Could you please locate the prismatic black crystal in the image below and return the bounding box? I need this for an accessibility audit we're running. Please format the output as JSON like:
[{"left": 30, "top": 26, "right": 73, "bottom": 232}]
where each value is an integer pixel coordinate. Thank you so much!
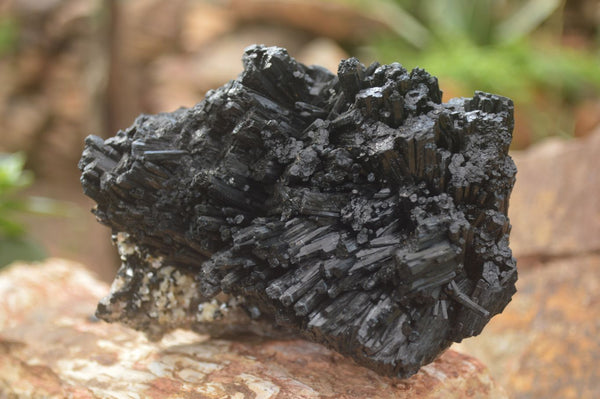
[{"left": 79, "top": 45, "right": 517, "bottom": 378}]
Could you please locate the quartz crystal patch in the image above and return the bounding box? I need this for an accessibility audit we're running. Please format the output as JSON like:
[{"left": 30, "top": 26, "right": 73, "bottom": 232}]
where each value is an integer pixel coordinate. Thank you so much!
[{"left": 79, "top": 45, "right": 517, "bottom": 378}]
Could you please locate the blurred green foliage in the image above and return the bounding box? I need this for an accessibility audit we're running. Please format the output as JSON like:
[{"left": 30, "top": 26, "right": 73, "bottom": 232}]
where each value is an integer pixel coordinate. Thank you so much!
[
  {"left": 0, "top": 152, "right": 34, "bottom": 237},
  {"left": 377, "top": 0, "right": 565, "bottom": 47},
  {"left": 0, "top": 16, "right": 18, "bottom": 57},
  {"left": 376, "top": 35, "right": 600, "bottom": 104},
  {"left": 362, "top": 0, "right": 600, "bottom": 141},
  {"left": 0, "top": 153, "right": 44, "bottom": 267},
  {"left": 0, "top": 153, "right": 72, "bottom": 268}
]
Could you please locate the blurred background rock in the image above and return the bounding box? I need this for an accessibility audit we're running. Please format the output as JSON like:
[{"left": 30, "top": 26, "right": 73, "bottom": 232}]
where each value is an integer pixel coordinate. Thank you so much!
[{"left": 0, "top": 1, "right": 598, "bottom": 396}]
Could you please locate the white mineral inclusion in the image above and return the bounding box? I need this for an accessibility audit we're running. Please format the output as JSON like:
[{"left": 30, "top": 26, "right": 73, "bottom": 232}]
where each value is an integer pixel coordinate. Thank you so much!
[
  {"left": 99, "top": 230, "right": 231, "bottom": 336},
  {"left": 115, "top": 232, "right": 137, "bottom": 257},
  {"left": 197, "top": 299, "right": 223, "bottom": 323}
]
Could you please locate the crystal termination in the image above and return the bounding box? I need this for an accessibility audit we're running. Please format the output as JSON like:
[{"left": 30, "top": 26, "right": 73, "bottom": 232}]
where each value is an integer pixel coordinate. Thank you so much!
[{"left": 79, "top": 45, "right": 517, "bottom": 378}]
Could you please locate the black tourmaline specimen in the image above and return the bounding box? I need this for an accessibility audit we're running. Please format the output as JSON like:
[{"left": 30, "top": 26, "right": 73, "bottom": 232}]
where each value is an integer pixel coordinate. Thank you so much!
[{"left": 79, "top": 45, "right": 517, "bottom": 378}]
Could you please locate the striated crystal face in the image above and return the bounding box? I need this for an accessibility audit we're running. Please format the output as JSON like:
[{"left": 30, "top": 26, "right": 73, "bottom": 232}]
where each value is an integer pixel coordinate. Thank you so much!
[{"left": 79, "top": 45, "right": 517, "bottom": 378}]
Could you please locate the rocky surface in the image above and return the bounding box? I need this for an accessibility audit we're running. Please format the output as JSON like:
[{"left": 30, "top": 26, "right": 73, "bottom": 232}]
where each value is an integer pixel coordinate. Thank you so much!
[
  {"left": 80, "top": 45, "right": 517, "bottom": 378},
  {"left": 0, "top": 258, "right": 507, "bottom": 398},
  {"left": 0, "top": 0, "right": 597, "bottom": 395},
  {"left": 455, "top": 255, "right": 600, "bottom": 399},
  {"left": 509, "top": 128, "right": 600, "bottom": 259},
  {"left": 456, "top": 127, "right": 600, "bottom": 399}
]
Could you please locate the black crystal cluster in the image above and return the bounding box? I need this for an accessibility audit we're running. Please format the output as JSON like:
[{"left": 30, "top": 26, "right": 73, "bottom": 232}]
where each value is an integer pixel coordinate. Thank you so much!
[{"left": 79, "top": 45, "right": 517, "bottom": 378}]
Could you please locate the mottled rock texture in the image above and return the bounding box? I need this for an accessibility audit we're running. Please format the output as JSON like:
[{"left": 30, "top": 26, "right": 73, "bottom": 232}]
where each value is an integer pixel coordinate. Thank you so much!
[
  {"left": 0, "top": 259, "right": 507, "bottom": 398},
  {"left": 456, "top": 127, "right": 600, "bottom": 399},
  {"left": 79, "top": 45, "right": 517, "bottom": 378},
  {"left": 509, "top": 129, "right": 600, "bottom": 259},
  {"left": 456, "top": 255, "right": 600, "bottom": 399}
]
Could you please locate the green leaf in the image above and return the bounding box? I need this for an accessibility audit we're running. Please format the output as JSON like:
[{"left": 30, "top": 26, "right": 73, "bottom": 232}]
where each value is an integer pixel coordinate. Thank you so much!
[
  {"left": 0, "top": 152, "right": 75, "bottom": 241},
  {"left": 0, "top": 214, "right": 26, "bottom": 237},
  {"left": 372, "top": 0, "right": 431, "bottom": 49},
  {"left": 423, "top": 0, "right": 496, "bottom": 44},
  {"left": 495, "top": 0, "right": 563, "bottom": 43},
  {"left": 0, "top": 16, "right": 18, "bottom": 57},
  {"left": 0, "top": 152, "right": 33, "bottom": 194}
]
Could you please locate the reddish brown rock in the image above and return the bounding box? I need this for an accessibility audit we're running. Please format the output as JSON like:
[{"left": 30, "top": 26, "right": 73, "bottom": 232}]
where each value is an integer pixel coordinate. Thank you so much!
[
  {"left": 509, "top": 128, "right": 600, "bottom": 259},
  {"left": 455, "top": 127, "right": 600, "bottom": 399},
  {"left": 0, "top": 259, "right": 507, "bottom": 398},
  {"left": 455, "top": 254, "right": 600, "bottom": 399},
  {"left": 574, "top": 99, "right": 600, "bottom": 138}
]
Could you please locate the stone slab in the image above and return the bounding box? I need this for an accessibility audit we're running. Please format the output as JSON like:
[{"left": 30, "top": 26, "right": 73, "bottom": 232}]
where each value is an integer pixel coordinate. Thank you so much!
[
  {"left": 509, "top": 129, "right": 600, "bottom": 258},
  {"left": 455, "top": 254, "right": 600, "bottom": 399},
  {"left": 0, "top": 259, "right": 506, "bottom": 398}
]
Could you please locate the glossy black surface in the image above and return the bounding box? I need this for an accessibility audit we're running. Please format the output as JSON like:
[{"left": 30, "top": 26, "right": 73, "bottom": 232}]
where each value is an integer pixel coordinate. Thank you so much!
[{"left": 80, "top": 45, "right": 517, "bottom": 378}]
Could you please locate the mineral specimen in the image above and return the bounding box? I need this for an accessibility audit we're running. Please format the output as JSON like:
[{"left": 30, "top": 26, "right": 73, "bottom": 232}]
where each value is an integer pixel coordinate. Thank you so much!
[{"left": 79, "top": 45, "right": 517, "bottom": 378}]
